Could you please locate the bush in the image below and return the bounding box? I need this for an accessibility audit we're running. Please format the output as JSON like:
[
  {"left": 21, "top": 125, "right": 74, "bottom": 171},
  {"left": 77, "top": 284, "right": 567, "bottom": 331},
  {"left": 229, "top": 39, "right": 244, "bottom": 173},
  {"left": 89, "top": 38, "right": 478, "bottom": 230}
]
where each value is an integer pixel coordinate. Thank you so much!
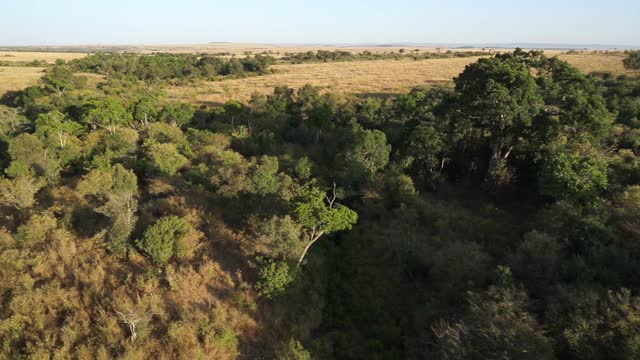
[
  {"left": 275, "top": 338, "right": 311, "bottom": 360},
  {"left": 255, "top": 260, "right": 295, "bottom": 299},
  {"left": 148, "top": 143, "right": 189, "bottom": 176},
  {"left": 137, "top": 216, "right": 191, "bottom": 265}
]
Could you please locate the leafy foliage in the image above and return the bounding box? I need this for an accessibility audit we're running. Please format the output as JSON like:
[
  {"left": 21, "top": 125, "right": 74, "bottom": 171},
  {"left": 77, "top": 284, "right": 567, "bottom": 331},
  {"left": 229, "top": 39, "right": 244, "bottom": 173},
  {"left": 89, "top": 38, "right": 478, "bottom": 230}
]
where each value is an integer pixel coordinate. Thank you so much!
[{"left": 137, "top": 216, "right": 192, "bottom": 265}]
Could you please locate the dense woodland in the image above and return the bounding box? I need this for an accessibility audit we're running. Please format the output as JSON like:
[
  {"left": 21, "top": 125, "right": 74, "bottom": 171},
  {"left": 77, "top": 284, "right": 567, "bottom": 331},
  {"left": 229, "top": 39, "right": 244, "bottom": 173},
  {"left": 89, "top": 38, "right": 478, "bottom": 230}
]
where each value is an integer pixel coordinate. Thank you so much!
[
  {"left": 67, "top": 53, "right": 275, "bottom": 82},
  {"left": 279, "top": 49, "right": 490, "bottom": 64},
  {"left": 0, "top": 49, "right": 640, "bottom": 359}
]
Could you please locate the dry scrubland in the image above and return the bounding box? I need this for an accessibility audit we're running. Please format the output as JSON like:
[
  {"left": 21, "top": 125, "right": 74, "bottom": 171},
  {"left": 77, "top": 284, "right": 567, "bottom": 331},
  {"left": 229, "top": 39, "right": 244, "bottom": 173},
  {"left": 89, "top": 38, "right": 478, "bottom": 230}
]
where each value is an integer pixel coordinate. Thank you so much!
[{"left": 0, "top": 48, "right": 633, "bottom": 105}]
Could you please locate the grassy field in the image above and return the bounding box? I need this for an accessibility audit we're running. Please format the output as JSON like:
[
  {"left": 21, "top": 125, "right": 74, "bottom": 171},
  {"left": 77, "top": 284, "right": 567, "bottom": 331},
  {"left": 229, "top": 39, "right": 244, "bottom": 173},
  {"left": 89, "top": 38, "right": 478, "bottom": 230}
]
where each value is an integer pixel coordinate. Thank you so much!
[
  {"left": 558, "top": 53, "right": 631, "bottom": 75},
  {"left": 0, "top": 51, "right": 86, "bottom": 64},
  {"left": 0, "top": 48, "right": 633, "bottom": 104},
  {"left": 0, "top": 66, "right": 46, "bottom": 96},
  {"left": 167, "top": 57, "right": 480, "bottom": 105},
  {"left": 167, "top": 52, "right": 634, "bottom": 106}
]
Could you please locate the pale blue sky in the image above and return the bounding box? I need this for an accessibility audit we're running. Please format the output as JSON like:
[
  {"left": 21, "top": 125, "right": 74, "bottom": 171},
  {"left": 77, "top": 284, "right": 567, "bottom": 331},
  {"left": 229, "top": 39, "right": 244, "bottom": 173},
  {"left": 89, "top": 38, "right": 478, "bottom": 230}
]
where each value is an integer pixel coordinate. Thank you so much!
[{"left": 1, "top": 0, "right": 639, "bottom": 46}]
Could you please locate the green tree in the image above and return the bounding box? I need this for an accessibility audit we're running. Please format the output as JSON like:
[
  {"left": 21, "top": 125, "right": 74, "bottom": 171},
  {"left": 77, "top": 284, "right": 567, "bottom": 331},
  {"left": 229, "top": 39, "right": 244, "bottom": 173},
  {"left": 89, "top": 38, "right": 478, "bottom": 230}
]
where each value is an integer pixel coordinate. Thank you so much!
[
  {"left": 137, "top": 216, "right": 191, "bottom": 266},
  {"left": 83, "top": 98, "right": 133, "bottom": 133},
  {"left": 539, "top": 143, "right": 608, "bottom": 202},
  {"left": 159, "top": 103, "right": 194, "bottom": 127},
  {"left": 0, "top": 105, "right": 29, "bottom": 139},
  {"left": 41, "top": 65, "right": 85, "bottom": 94},
  {"left": 547, "top": 287, "right": 640, "bottom": 359},
  {"left": 433, "top": 287, "right": 555, "bottom": 359},
  {"left": 253, "top": 215, "right": 304, "bottom": 261},
  {"left": 453, "top": 55, "right": 544, "bottom": 180},
  {"left": 35, "top": 110, "right": 83, "bottom": 150},
  {"left": 147, "top": 143, "right": 189, "bottom": 176},
  {"left": 131, "top": 95, "right": 159, "bottom": 127},
  {"left": 255, "top": 260, "right": 295, "bottom": 299},
  {"left": 5, "top": 133, "right": 59, "bottom": 182},
  {"left": 293, "top": 184, "right": 357, "bottom": 267},
  {"left": 78, "top": 164, "right": 138, "bottom": 251},
  {"left": 223, "top": 99, "right": 244, "bottom": 126},
  {"left": 274, "top": 338, "right": 311, "bottom": 360},
  {"left": 406, "top": 125, "right": 446, "bottom": 184},
  {"left": 247, "top": 156, "right": 280, "bottom": 196},
  {"left": 0, "top": 175, "right": 45, "bottom": 210},
  {"left": 345, "top": 128, "right": 391, "bottom": 180},
  {"left": 209, "top": 150, "right": 249, "bottom": 197},
  {"left": 294, "top": 157, "right": 312, "bottom": 181},
  {"left": 623, "top": 51, "right": 640, "bottom": 74}
]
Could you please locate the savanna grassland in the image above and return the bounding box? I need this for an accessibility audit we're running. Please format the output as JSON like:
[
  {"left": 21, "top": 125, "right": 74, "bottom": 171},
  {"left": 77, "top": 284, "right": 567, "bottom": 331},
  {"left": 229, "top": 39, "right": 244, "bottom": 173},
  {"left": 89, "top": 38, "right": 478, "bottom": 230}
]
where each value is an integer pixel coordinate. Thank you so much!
[{"left": 0, "top": 47, "right": 633, "bottom": 105}]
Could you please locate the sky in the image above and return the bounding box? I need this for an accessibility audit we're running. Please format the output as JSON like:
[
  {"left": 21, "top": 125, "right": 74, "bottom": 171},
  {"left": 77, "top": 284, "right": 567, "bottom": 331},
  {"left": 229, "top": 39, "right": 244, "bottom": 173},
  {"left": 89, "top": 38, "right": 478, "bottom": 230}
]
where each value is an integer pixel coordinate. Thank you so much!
[{"left": 1, "top": 0, "right": 639, "bottom": 46}]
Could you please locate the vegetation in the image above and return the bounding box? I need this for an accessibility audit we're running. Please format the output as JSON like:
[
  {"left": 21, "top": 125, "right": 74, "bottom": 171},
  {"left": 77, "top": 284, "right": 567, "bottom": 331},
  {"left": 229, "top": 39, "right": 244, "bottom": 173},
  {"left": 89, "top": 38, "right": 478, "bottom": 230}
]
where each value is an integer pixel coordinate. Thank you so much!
[
  {"left": 281, "top": 49, "right": 491, "bottom": 64},
  {"left": 0, "top": 48, "right": 639, "bottom": 359},
  {"left": 68, "top": 52, "right": 275, "bottom": 82}
]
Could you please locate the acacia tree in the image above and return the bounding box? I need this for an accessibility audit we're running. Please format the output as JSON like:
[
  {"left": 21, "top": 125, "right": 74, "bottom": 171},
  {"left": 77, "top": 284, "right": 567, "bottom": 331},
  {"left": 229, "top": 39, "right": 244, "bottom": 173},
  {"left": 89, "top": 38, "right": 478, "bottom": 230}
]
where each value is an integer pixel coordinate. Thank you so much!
[
  {"left": 83, "top": 98, "right": 133, "bottom": 134},
  {"left": 35, "top": 111, "right": 83, "bottom": 150},
  {"left": 131, "top": 95, "right": 159, "bottom": 127},
  {"left": 41, "top": 65, "right": 85, "bottom": 94},
  {"left": 293, "top": 184, "right": 357, "bottom": 267}
]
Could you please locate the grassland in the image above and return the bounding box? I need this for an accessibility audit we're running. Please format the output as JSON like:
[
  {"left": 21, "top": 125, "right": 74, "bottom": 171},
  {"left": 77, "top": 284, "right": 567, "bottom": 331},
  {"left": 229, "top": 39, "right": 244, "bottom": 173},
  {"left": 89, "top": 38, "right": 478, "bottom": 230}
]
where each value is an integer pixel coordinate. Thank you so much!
[
  {"left": 0, "top": 47, "right": 634, "bottom": 104},
  {"left": 558, "top": 52, "right": 631, "bottom": 75},
  {"left": 167, "top": 52, "right": 634, "bottom": 105},
  {"left": 0, "top": 51, "right": 86, "bottom": 64},
  {"left": 0, "top": 66, "right": 46, "bottom": 96},
  {"left": 166, "top": 57, "right": 479, "bottom": 105}
]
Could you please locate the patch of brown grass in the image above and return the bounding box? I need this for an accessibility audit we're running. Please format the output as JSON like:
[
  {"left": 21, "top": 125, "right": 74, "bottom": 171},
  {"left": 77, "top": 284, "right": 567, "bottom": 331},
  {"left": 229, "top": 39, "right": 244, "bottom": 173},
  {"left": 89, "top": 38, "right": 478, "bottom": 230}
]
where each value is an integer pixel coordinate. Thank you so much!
[
  {"left": 0, "top": 66, "right": 45, "bottom": 95},
  {"left": 0, "top": 51, "right": 86, "bottom": 64},
  {"left": 558, "top": 53, "right": 632, "bottom": 76},
  {"left": 167, "top": 57, "right": 480, "bottom": 105}
]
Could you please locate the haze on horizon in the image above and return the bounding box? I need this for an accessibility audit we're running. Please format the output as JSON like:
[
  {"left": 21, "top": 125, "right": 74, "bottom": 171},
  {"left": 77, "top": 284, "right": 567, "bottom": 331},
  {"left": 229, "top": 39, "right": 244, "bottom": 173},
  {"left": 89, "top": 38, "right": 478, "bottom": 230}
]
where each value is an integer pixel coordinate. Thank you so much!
[{"left": 1, "top": 0, "right": 639, "bottom": 47}]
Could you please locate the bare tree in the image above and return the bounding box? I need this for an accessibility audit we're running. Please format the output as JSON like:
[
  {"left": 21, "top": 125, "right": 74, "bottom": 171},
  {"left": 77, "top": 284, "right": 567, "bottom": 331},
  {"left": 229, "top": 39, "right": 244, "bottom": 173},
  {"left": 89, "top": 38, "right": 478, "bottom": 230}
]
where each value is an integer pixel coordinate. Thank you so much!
[{"left": 116, "top": 308, "right": 152, "bottom": 343}]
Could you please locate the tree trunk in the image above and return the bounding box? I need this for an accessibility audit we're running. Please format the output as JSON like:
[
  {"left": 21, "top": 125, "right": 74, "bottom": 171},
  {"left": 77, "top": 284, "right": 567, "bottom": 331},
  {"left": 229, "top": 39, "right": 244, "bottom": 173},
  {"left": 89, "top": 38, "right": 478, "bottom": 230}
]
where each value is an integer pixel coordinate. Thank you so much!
[{"left": 296, "top": 231, "right": 324, "bottom": 268}]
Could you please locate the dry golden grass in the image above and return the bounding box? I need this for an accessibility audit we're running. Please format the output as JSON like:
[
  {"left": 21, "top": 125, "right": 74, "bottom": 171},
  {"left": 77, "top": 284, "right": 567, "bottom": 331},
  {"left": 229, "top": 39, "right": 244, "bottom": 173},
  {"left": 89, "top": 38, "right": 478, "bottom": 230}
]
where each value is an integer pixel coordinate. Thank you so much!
[
  {"left": 558, "top": 53, "right": 632, "bottom": 75},
  {"left": 0, "top": 51, "right": 86, "bottom": 64},
  {"left": 167, "top": 53, "right": 632, "bottom": 106},
  {"left": 167, "top": 57, "right": 481, "bottom": 105},
  {"left": 0, "top": 66, "right": 45, "bottom": 95},
  {"left": 0, "top": 47, "right": 632, "bottom": 104}
]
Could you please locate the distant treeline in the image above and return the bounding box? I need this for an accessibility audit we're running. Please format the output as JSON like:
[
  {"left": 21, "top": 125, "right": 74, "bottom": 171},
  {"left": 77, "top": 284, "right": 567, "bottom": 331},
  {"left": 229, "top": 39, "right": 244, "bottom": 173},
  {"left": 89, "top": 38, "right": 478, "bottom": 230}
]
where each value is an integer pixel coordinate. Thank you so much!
[
  {"left": 280, "top": 49, "right": 491, "bottom": 64},
  {"left": 68, "top": 53, "right": 275, "bottom": 82}
]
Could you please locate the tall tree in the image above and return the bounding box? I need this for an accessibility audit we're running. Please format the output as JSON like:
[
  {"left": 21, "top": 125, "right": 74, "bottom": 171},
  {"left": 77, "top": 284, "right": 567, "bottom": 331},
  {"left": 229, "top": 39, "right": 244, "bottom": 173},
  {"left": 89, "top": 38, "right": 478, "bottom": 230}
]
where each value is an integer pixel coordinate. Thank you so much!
[
  {"left": 452, "top": 55, "right": 544, "bottom": 180},
  {"left": 83, "top": 98, "right": 133, "bottom": 134},
  {"left": 78, "top": 164, "right": 139, "bottom": 251},
  {"left": 292, "top": 184, "right": 357, "bottom": 267}
]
